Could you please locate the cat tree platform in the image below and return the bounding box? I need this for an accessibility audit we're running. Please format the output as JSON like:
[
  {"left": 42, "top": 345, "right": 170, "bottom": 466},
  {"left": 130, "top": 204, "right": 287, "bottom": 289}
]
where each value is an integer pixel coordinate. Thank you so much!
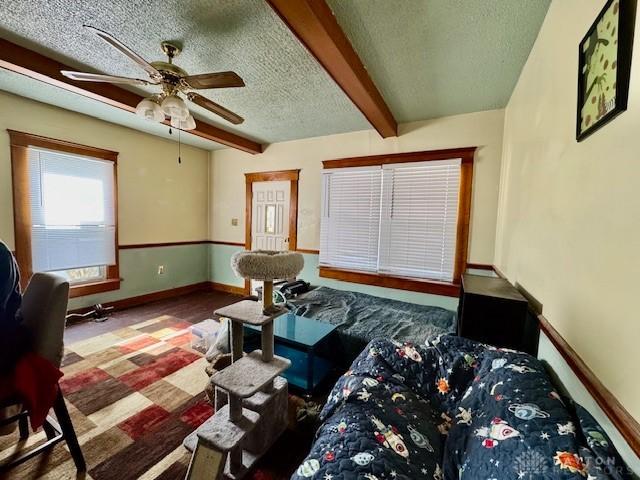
[
  {"left": 185, "top": 250, "right": 303, "bottom": 480},
  {"left": 211, "top": 351, "right": 290, "bottom": 398}
]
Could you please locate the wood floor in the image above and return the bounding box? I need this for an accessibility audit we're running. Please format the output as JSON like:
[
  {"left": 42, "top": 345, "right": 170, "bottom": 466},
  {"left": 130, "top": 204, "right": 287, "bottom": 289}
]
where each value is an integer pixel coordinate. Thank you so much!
[
  {"left": 64, "top": 290, "right": 242, "bottom": 344},
  {"left": 58, "top": 290, "right": 315, "bottom": 479}
]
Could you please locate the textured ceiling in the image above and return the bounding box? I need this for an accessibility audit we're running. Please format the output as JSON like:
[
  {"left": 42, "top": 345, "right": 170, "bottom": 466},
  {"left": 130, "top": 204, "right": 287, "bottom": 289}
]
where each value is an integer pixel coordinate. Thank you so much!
[
  {"left": 0, "top": 0, "right": 369, "bottom": 146},
  {"left": 327, "top": 0, "right": 551, "bottom": 122},
  {"left": 0, "top": 0, "right": 550, "bottom": 149}
]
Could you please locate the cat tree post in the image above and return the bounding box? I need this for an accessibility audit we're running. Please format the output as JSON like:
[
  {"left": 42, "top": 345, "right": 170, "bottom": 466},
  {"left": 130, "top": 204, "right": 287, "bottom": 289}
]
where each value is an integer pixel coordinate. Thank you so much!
[{"left": 184, "top": 250, "right": 304, "bottom": 480}]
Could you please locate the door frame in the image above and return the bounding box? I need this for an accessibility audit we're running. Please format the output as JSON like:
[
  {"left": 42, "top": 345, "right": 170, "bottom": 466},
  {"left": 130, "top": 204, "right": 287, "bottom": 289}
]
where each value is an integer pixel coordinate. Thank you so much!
[{"left": 244, "top": 169, "right": 300, "bottom": 293}]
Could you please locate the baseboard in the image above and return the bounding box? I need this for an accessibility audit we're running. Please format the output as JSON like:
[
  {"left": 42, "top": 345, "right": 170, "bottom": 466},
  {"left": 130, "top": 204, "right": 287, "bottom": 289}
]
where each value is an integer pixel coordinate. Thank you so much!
[
  {"left": 67, "top": 282, "right": 210, "bottom": 315},
  {"left": 208, "top": 281, "right": 246, "bottom": 296}
]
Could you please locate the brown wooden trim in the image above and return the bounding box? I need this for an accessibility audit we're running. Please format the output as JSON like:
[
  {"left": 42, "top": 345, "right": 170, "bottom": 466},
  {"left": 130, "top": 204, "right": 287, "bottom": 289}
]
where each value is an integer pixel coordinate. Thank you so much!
[
  {"left": 8, "top": 130, "right": 118, "bottom": 161},
  {"left": 465, "top": 263, "right": 494, "bottom": 271},
  {"left": 119, "top": 240, "right": 209, "bottom": 249},
  {"left": 323, "top": 147, "right": 477, "bottom": 169},
  {"left": 244, "top": 169, "right": 300, "bottom": 251},
  {"left": 10, "top": 144, "right": 32, "bottom": 290},
  {"left": 69, "top": 278, "right": 121, "bottom": 298},
  {"left": 244, "top": 169, "right": 300, "bottom": 183},
  {"left": 67, "top": 282, "right": 210, "bottom": 315},
  {"left": 452, "top": 160, "right": 473, "bottom": 280},
  {"left": 296, "top": 248, "right": 320, "bottom": 255},
  {"left": 319, "top": 266, "right": 460, "bottom": 297},
  {"left": 267, "top": 0, "right": 397, "bottom": 138},
  {"left": 209, "top": 282, "right": 246, "bottom": 296},
  {"left": 207, "top": 240, "right": 245, "bottom": 247},
  {"left": 539, "top": 315, "right": 640, "bottom": 457},
  {"left": 9, "top": 130, "right": 120, "bottom": 294},
  {"left": 0, "top": 38, "right": 262, "bottom": 154},
  {"left": 244, "top": 170, "right": 300, "bottom": 297}
]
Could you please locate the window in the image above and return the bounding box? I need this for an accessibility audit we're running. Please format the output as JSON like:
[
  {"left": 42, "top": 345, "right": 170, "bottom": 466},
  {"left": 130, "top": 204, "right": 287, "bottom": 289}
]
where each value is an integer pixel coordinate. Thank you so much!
[
  {"left": 319, "top": 148, "right": 474, "bottom": 296},
  {"left": 320, "top": 166, "right": 382, "bottom": 272},
  {"left": 9, "top": 130, "right": 120, "bottom": 297}
]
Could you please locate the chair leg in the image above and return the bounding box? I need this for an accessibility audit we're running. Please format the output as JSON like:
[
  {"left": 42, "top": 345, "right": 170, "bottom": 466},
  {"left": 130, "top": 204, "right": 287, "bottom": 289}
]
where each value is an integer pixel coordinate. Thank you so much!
[
  {"left": 18, "top": 413, "right": 29, "bottom": 440},
  {"left": 42, "top": 417, "right": 57, "bottom": 440},
  {"left": 52, "top": 390, "right": 86, "bottom": 472}
]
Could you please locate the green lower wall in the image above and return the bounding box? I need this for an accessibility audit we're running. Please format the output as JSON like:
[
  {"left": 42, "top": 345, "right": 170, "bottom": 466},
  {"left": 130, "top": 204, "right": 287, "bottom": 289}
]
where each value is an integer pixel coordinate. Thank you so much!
[
  {"left": 71, "top": 242, "right": 461, "bottom": 312},
  {"left": 208, "top": 244, "right": 458, "bottom": 311},
  {"left": 68, "top": 243, "right": 209, "bottom": 310}
]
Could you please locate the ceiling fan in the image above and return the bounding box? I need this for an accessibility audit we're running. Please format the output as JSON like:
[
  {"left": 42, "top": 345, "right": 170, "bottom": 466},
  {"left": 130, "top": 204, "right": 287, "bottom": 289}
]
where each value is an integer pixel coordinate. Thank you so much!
[{"left": 61, "top": 25, "right": 245, "bottom": 129}]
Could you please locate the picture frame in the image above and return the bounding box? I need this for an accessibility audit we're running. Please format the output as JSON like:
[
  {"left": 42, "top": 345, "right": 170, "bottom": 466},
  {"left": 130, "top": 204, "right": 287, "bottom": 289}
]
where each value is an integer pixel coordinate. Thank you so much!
[{"left": 576, "top": 0, "right": 636, "bottom": 141}]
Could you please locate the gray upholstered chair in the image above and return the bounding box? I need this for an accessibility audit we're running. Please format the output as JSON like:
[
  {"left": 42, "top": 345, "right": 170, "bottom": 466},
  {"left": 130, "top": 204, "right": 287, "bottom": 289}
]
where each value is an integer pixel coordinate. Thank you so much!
[{"left": 0, "top": 272, "right": 86, "bottom": 473}]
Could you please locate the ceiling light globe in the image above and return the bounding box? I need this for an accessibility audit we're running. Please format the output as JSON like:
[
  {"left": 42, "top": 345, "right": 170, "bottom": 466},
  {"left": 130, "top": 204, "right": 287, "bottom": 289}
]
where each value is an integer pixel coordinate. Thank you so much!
[
  {"left": 161, "top": 95, "right": 189, "bottom": 120},
  {"left": 135, "top": 98, "right": 164, "bottom": 122},
  {"left": 170, "top": 114, "right": 197, "bottom": 131}
]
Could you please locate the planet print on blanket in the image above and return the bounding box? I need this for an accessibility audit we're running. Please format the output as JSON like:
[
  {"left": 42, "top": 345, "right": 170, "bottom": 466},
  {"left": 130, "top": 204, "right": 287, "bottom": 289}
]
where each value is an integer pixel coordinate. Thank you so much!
[{"left": 508, "top": 403, "right": 550, "bottom": 420}]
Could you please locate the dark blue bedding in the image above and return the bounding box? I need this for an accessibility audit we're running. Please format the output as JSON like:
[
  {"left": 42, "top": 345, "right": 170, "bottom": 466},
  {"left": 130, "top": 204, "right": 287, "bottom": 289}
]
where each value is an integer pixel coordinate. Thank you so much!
[
  {"left": 292, "top": 335, "right": 634, "bottom": 479},
  {"left": 289, "top": 287, "right": 456, "bottom": 365}
]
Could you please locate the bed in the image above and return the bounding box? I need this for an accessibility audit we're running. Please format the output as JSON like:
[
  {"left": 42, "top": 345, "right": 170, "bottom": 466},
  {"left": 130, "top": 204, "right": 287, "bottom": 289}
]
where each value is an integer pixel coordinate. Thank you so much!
[
  {"left": 288, "top": 286, "right": 456, "bottom": 364},
  {"left": 291, "top": 335, "right": 634, "bottom": 479}
]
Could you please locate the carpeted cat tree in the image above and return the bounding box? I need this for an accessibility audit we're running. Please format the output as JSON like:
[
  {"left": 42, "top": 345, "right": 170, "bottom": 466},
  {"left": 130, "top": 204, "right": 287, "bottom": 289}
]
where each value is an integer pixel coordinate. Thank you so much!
[{"left": 184, "top": 250, "right": 303, "bottom": 480}]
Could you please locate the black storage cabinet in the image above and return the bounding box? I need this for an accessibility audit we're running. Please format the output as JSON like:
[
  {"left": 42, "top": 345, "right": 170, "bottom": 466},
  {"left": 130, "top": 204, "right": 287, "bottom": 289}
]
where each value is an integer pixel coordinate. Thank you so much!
[{"left": 457, "top": 273, "right": 538, "bottom": 355}]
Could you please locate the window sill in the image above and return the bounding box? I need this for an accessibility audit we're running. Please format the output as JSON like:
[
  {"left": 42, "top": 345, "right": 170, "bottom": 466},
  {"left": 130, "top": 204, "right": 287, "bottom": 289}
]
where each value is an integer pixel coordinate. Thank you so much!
[
  {"left": 318, "top": 266, "right": 460, "bottom": 297},
  {"left": 69, "top": 278, "right": 121, "bottom": 298}
]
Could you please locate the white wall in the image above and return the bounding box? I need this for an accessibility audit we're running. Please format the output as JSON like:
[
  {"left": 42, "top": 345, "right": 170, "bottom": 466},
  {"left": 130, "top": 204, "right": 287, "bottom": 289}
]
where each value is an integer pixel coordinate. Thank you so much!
[
  {"left": 495, "top": 0, "right": 640, "bottom": 422},
  {"left": 210, "top": 108, "right": 505, "bottom": 264}
]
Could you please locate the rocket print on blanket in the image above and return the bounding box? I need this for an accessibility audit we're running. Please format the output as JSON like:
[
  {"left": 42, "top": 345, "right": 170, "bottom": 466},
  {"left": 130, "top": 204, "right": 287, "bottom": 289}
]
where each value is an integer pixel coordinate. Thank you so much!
[
  {"left": 395, "top": 343, "right": 422, "bottom": 362},
  {"left": 475, "top": 417, "right": 520, "bottom": 448},
  {"left": 371, "top": 416, "right": 409, "bottom": 458}
]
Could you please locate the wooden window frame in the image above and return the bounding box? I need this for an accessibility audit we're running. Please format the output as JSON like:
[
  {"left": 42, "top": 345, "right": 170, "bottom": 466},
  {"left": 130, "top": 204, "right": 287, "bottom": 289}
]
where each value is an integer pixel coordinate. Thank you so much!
[
  {"left": 320, "top": 147, "right": 476, "bottom": 297},
  {"left": 8, "top": 130, "right": 120, "bottom": 298},
  {"left": 244, "top": 169, "right": 300, "bottom": 294}
]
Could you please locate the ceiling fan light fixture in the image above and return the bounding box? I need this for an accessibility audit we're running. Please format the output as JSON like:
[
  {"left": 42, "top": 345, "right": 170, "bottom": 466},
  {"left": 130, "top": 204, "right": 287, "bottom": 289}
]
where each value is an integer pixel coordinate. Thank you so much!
[
  {"left": 135, "top": 97, "right": 164, "bottom": 122},
  {"left": 170, "top": 113, "right": 197, "bottom": 131},
  {"left": 161, "top": 95, "right": 189, "bottom": 120}
]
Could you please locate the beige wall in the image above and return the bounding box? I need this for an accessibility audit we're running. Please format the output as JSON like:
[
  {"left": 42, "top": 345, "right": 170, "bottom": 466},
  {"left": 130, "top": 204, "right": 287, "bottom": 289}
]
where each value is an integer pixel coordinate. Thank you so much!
[
  {"left": 495, "top": 0, "right": 640, "bottom": 421},
  {"left": 0, "top": 90, "right": 210, "bottom": 250},
  {"left": 210, "top": 108, "right": 505, "bottom": 264}
]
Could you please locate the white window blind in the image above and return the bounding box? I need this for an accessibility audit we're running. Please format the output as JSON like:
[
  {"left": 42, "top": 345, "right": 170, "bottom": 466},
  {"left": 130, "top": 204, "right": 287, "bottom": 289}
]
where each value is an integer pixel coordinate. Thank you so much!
[
  {"left": 29, "top": 147, "right": 116, "bottom": 273},
  {"left": 379, "top": 159, "right": 461, "bottom": 282},
  {"left": 319, "top": 158, "right": 462, "bottom": 283},
  {"left": 319, "top": 166, "right": 382, "bottom": 272}
]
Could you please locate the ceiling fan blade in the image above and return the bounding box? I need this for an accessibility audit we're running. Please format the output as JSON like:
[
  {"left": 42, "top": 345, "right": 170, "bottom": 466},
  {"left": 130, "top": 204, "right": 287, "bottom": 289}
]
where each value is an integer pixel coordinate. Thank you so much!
[
  {"left": 182, "top": 71, "right": 245, "bottom": 90},
  {"left": 84, "top": 25, "right": 162, "bottom": 81},
  {"left": 187, "top": 92, "right": 244, "bottom": 125},
  {"left": 61, "top": 70, "right": 156, "bottom": 86}
]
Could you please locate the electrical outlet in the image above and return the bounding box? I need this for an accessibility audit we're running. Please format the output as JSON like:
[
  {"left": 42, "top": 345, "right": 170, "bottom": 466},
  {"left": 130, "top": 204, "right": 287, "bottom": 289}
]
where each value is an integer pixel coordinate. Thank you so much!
[
  {"left": 231, "top": 218, "right": 239, "bottom": 226},
  {"left": 158, "top": 265, "right": 165, "bottom": 275}
]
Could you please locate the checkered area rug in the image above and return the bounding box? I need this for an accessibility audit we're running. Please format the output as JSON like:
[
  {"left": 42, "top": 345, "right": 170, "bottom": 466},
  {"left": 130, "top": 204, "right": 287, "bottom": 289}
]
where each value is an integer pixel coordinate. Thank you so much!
[{"left": 1, "top": 315, "right": 216, "bottom": 480}]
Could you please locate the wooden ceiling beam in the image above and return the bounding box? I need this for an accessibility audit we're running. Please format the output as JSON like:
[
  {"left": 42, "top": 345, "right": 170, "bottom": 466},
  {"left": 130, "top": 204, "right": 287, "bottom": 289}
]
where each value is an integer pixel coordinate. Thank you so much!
[
  {"left": 0, "top": 38, "right": 263, "bottom": 154},
  {"left": 267, "top": 0, "right": 398, "bottom": 138}
]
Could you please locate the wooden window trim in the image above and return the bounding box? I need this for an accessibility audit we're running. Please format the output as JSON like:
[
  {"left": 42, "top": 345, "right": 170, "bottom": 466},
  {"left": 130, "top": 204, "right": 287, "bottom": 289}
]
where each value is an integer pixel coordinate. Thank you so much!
[
  {"left": 320, "top": 147, "right": 476, "bottom": 292},
  {"left": 319, "top": 266, "right": 460, "bottom": 297},
  {"left": 8, "top": 130, "right": 120, "bottom": 297},
  {"left": 244, "top": 169, "right": 300, "bottom": 294}
]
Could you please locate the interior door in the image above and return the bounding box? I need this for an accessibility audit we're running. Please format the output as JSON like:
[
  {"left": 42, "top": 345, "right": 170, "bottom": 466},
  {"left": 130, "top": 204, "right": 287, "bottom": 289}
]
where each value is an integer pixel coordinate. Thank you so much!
[
  {"left": 251, "top": 180, "right": 291, "bottom": 295},
  {"left": 252, "top": 180, "right": 290, "bottom": 251}
]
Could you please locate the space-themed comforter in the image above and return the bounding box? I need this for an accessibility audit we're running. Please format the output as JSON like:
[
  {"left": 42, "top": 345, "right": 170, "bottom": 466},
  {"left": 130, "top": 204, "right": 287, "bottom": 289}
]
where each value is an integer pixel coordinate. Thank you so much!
[{"left": 291, "top": 335, "right": 634, "bottom": 480}]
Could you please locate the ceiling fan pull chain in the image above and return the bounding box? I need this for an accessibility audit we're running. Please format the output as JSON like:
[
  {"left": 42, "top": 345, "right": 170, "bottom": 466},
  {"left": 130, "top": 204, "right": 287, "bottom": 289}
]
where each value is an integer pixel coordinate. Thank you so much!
[{"left": 178, "top": 128, "right": 182, "bottom": 165}]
